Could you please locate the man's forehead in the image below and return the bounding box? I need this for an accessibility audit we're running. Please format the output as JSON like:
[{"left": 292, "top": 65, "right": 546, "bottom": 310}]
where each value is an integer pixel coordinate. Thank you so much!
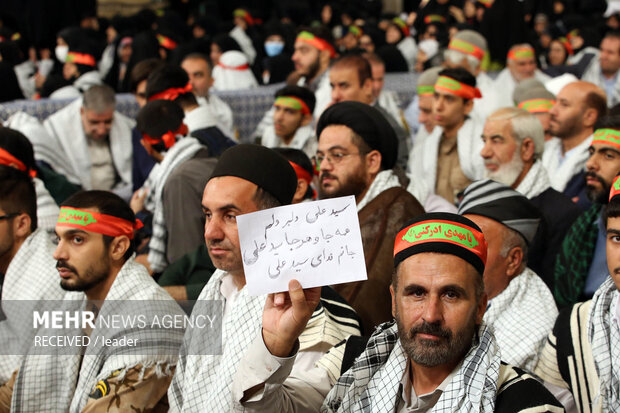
[
  {"left": 182, "top": 58, "right": 208, "bottom": 72},
  {"left": 398, "top": 252, "right": 477, "bottom": 287},
  {"left": 483, "top": 117, "right": 512, "bottom": 134},
  {"left": 84, "top": 108, "right": 114, "bottom": 119},
  {"left": 330, "top": 66, "right": 358, "bottom": 81},
  {"left": 203, "top": 176, "right": 258, "bottom": 206},
  {"left": 318, "top": 124, "right": 355, "bottom": 147},
  {"left": 294, "top": 41, "right": 315, "bottom": 52}
]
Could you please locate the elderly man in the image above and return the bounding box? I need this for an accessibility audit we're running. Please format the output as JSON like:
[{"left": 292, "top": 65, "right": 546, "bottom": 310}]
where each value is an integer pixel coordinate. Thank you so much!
[
  {"left": 459, "top": 180, "right": 558, "bottom": 371},
  {"left": 404, "top": 66, "right": 442, "bottom": 147},
  {"left": 0, "top": 190, "right": 184, "bottom": 412},
  {"left": 480, "top": 107, "right": 581, "bottom": 288},
  {"left": 555, "top": 117, "right": 620, "bottom": 307},
  {"left": 39, "top": 84, "right": 134, "bottom": 199},
  {"left": 494, "top": 44, "right": 551, "bottom": 108},
  {"left": 536, "top": 174, "right": 620, "bottom": 412},
  {"left": 0, "top": 167, "right": 64, "bottom": 384},
  {"left": 581, "top": 30, "right": 620, "bottom": 107},
  {"left": 259, "top": 85, "right": 317, "bottom": 158},
  {"left": 316, "top": 101, "right": 424, "bottom": 332},
  {"left": 181, "top": 52, "right": 235, "bottom": 139},
  {"left": 443, "top": 29, "right": 500, "bottom": 121},
  {"left": 409, "top": 68, "right": 486, "bottom": 204},
  {"left": 321, "top": 213, "right": 563, "bottom": 412},
  {"left": 168, "top": 144, "right": 360, "bottom": 412},
  {"left": 542, "top": 81, "right": 607, "bottom": 207},
  {"left": 329, "top": 54, "right": 410, "bottom": 170}
]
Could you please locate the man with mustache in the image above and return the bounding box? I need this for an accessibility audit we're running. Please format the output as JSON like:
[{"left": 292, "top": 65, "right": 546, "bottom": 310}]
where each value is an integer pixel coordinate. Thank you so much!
[
  {"left": 555, "top": 117, "right": 620, "bottom": 308},
  {"left": 536, "top": 174, "right": 620, "bottom": 412},
  {"left": 541, "top": 81, "right": 607, "bottom": 209},
  {"left": 459, "top": 180, "right": 558, "bottom": 371},
  {"left": 316, "top": 101, "right": 424, "bottom": 333},
  {"left": 322, "top": 213, "right": 563, "bottom": 412},
  {"left": 0, "top": 190, "right": 184, "bottom": 412},
  {"left": 480, "top": 107, "right": 581, "bottom": 288}
]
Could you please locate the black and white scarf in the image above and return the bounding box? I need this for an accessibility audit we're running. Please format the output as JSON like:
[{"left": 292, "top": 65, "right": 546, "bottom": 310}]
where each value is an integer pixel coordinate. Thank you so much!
[{"left": 322, "top": 321, "right": 500, "bottom": 413}]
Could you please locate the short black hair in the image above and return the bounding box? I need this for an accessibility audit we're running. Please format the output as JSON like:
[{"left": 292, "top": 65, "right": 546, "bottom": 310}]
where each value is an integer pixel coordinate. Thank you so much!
[
  {"left": 594, "top": 114, "right": 620, "bottom": 131},
  {"left": 0, "top": 165, "right": 37, "bottom": 232},
  {"left": 136, "top": 99, "right": 185, "bottom": 138},
  {"left": 130, "top": 58, "right": 165, "bottom": 93},
  {"left": 61, "top": 190, "right": 136, "bottom": 261},
  {"left": 272, "top": 148, "right": 314, "bottom": 200},
  {"left": 146, "top": 64, "right": 197, "bottom": 107},
  {"left": 0, "top": 127, "right": 35, "bottom": 171},
  {"left": 331, "top": 54, "right": 372, "bottom": 86},
  {"left": 182, "top": 52, "right": 212, "bottom": 71},
  {"left": 585, "top": 91, "right": 608, "bottom": 121},
  {"left": 274, "top": 85, "right": 316, "bottom": 114},
  {"left": 438, "top": 67, "right": 477, "bottom": 88}
]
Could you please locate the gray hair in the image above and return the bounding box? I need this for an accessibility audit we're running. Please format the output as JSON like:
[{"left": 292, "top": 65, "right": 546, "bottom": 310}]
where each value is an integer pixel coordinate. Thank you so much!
[
  {"left": 444, "top": 49, "right": 481, "bottom": 71},
  {"left": 499, "top": 225, "right": 528, "bottom": 272},
  {"left": 488, "top": 107, "right": 545, "bottom": 159},
  {"left": 82, "top": 85, "right": 116, "bottom": 113}
]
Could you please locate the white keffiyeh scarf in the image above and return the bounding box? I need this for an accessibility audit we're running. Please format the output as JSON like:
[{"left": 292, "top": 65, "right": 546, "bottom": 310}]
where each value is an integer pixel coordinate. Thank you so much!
[
  {"left": 542, "top": 136, "right": 592, "bottom": 193},
  {"left": 483, "top": 268, "right": 558, "bottom": 372},
  {"left": 11, "top": 259, "right": 184, "bottom": 412},
  {"left": 321, "top": 321, "right": 501, "bottom": 413},
  {"left": 147, "top": 137, "right": 203, "bottom": 273},
  {"left": 356, "top": 170, "right": 402, "bottom": 212},
  {"left": 588, "top": 277, "right": 620, "bottom": 412},
  {"left": 0, "top": 229, "right": 64, "bottom": 383},
  {"left": 515, "top": 160, "right": 551, "bottom": 199}
]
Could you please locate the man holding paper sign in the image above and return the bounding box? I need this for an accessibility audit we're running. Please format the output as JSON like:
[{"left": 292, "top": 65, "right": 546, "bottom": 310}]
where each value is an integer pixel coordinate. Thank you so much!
[
  {"left": 316, "top": 101, "right": 425, "bottom": 333},
  {"left": 168, "top": 144, "right": 361, "bottom": 412}
]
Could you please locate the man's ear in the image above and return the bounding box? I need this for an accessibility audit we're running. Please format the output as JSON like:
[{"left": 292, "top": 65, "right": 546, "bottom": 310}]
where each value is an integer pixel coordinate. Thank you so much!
[
  {"left": 582, "top": 107, "right": 598, "bottom": 129},
  {"left": 300, "top": 113, "right": 313, "bottom": 126},
  {"left": 109, "top": 236, "right": 130, "bottom": 261},
  {"left": 14, "top": 213, "right": 31, "bottom": 239},
  {"left": 521, "top": 137, "right": 536, "bottom": 162},
  {"left": 476, "top": 292, "right": 488, "bottom": 324},
  {"left": 505, "top": 246, "right": 524, "bottom": 278},
  {"left": 365, "top": 149, "right": 382, "bottom": 176}
]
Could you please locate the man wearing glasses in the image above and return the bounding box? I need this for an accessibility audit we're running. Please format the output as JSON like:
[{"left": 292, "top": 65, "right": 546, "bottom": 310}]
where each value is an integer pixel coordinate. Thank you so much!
[{"left": 315, "top": 101, "right": 424, "bottom": 334}]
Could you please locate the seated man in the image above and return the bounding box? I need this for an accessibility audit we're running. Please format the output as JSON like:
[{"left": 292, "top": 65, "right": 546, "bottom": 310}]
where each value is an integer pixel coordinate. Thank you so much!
[
  {"left": 493, "top": 44, "right": 551, "bottom": 108},
  {"left": 0, "top": 190, "right": 184, "bottom": 412},
  {"left": 259, "top": 85, "right": 317, "bottom": 159},
  {"left": 168, "top": 145, "right": 360, "bottom": 411},
  {"left": 459, "top": 180, "right": 559, "bottom": 371},
  {"left": 0, "top": 128, "right": 59, "bottom": 233},
  {"left": 535, "top": 174, "right": 620, "bottom": 412},
  {"left": 145, "top": 64, "right": 236, "bottom": 157},
  {"left": 316, "top": 102, "right": 424, "bottom": 332},
  {"left": 40, "top": 84, "right": 134, "bottom": 199},
  {"left": 480, "top": 108, "right": 581, "bottom": 289},
  {"left": 408, "top": 68, "right": 486, "bottom": 204},
  {"left": 555, "top": 117, "right": 620, "bottom": 307},
  {"left": 0, "top": 167, "right": 64, "bottom": 383},
  {"left": 404, "top": 66, "right": 442, "bottom": 147},
  {"left": 513, "top": 80, "right": 556, "bottom": 142},
  {"left": 321, "top": 213, "right": 563, "bottom": 412},
  {"left": 134, "top": 100, "right": 218, "bottom": 275},
  {"left": 181, "top": 52, "right": 234, "bottom": 139}
]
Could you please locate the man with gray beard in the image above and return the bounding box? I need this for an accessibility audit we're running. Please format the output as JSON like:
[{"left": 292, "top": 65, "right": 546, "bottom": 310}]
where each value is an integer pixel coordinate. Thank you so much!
[
  {"left": 321, "top": 213, "right": 563, "bottom": 412},
  {"left": 480, "top": 107, "right": 581, "bottom": 290}
]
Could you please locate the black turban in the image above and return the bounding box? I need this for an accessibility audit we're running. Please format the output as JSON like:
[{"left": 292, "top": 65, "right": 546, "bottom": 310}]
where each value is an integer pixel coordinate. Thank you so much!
[
  {"left": 316, "top": 101, "right": 398, "bottom": 170},
  {"left": 209, "top": 144, "right": 297, "bottom": 205}
]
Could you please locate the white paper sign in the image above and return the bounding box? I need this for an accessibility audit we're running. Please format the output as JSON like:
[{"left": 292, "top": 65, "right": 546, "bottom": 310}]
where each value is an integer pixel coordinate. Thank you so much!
[{"left": 237, "top": 195, "right": 367, "bottom": 296}]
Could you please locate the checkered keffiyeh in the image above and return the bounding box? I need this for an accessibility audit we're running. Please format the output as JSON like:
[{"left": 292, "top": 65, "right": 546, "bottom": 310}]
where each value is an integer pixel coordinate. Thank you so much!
[
  {"left": 147, "top": 137, "right": 203, "bottom": 273},
  {"left": 0, "top": 229, "right": 65, "bottom": 383},
  {"left": 483, "top": 267, "right": 558, "bottom": 372},
  {"left": 515, "top": 161, "right": 551, "bottom": 199},
  {"left": 11, "top": 259, "right": 185, "bottom": 412},
  {"left": 321, "top": 321, "right": 501, "bottom": 413},
  {"left": 356, "top": 170, "right": 402, "bottom": 212},
  {"left": 554, "top": 203, "right": 601, "bottom": 307},
  {"left": 588, "top": 277, "right": 620, "bottom": 412}
]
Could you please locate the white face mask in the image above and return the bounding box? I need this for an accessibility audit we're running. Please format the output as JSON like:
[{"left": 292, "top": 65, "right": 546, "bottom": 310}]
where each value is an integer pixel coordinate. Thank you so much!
[{"left": 55, "top": 45, "right": 68, "bottom": 63}]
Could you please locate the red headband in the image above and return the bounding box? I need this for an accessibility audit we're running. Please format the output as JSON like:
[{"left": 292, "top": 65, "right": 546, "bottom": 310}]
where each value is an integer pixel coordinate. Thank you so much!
[
  {"left": 610, "top": 175, "right": 620, "bottom": 202},
  {"left": 274, "top": 96, "right": 311, "bottom": 115},
  {"left": 148, "top": 82, "right": 193, "bottom": 102},
  {"left": 157, "top": 34, "right": 178, "bottom": 50},
  {"left": 142, "top": 123, "right": 188, "bottom": 150},
  {"left": 57, "top": 207, "right": 143, "bottom": 239},
  {"left": 518, "top": 98, "right": 555, "bottom": 113},
  {"left": 296, "top": 31, "right": 336, "bottom": 59},
  {"left": 435, "top": 75, "right": 482, "bottom": 99},
  {"left": 66, "top": 52, "right": 96, "bottom": 66},
  {"left": 0, "top": 148, "right": 36, "bottom": 178},
  {"left": 508, "top": 46, "right": 535, "bottom": 60},
  {"left": 448, "top": 38, "right": 485, "bottom": 60},
  {"left": 217, "top": 62, "right": 250, "bottom": 71},
  {"left": 289, "top": 161, "right": 316, "bottom": 200}
]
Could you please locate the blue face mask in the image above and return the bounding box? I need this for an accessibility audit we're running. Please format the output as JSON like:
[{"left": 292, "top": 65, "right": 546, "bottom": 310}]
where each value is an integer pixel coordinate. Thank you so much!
[{"left": 264, "top": 41, "right": 284, "bottom": 57}]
